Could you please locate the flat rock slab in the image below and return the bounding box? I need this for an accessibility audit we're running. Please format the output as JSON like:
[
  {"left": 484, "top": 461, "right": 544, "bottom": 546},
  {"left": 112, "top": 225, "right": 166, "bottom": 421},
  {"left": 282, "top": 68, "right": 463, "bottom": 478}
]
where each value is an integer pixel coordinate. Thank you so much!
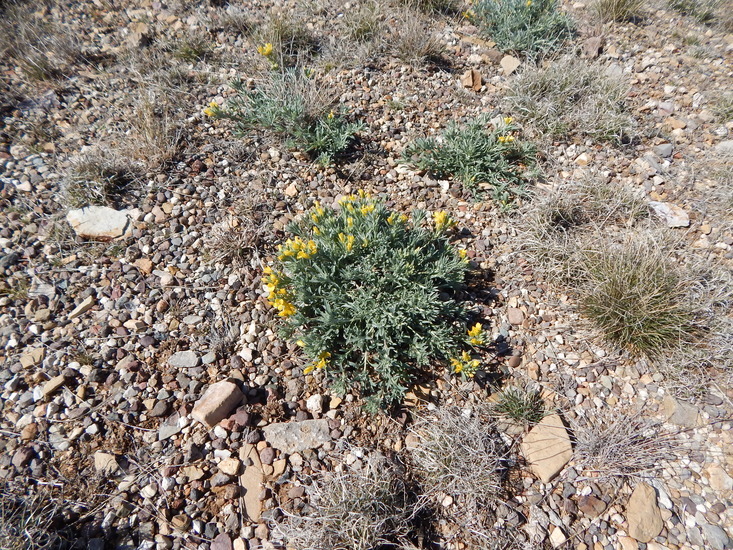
[
  {"left": 94, "top": 451, "right": 119, "bottom": 475},
  {"left": 67, "top": 206, "right": 134, "bottom": 241},
  {"left": 520, "top": 414, "right": 572, "bottom": 484},
  {"left": 168, "top": 350, "right": 200, "bottom": 369},
  {"left": 191, "top": 381, "right": 243, "bottom": 428},
  {"left": 626, "top": 482, "right": 664, "bottom": 543},
  {"left": 262, "top": 419, "right": 331, "bottom": 455},
  {"left": 648, "top": 201, "right": 690, "bottom": 228}
]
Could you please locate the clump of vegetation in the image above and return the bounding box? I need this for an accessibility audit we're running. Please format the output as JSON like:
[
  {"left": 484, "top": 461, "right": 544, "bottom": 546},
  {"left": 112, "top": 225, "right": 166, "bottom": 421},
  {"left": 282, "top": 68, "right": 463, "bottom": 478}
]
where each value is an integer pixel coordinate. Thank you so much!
[
  {"left": 712, "top": 93, "right": 733, "bottom": 122},
  {"left": 592, "top": 0, "right": 644, "bottom": 21},
  {"left": 505, "top": 55, "right": 634, "bottom": 143},
  {"left": 492, "top": 384, "right": 546, "bottom": 425},
  {"left": 273, "top": 456, "right": 425, "bottom": 550},
  {"left": 208, "top": 70, "right": 363, "bottom": 164},
  {"left": 471, "top": 0, "right": 575, "bottom": 56},
  {"left": 344, "top": 0, "right": 384, "bottom": 42},
  {"left": 258, "top": 13, "right": 320, "bottom": 68},
  {"left": 398, "top": 0, "right": 461, "bottom": 14},
  {"left": 520, "top": 177, "right": 646, "bottom": 282},
  {"left": 391, "top": 11, "right": 446, "bottom": 64},
  {"left": 263, "top": 193, "right": 483, "bottom": 410},
  {"left": 668, "top": 0, "right": 720, "bottom": 23},
  {"left": 0, "top": 484, "right": 66, "bottom": 550},
  {"left": 577, "top": 241, "right": 698, "bottom": 358},
  {"left": 402, "top": 116, "right": 537, "bottom": 206},
  {"left": 61, "top": 149, "right": 139, "bottom": 209},
  {"left": 572, "top": 411, "right": 681, "bottom": 480},
  {"left": 167, "top": 32, "right": 213, "bottom": 62},
  {"left": 410, "top": 406, "right": 509, "bottom": 546}
]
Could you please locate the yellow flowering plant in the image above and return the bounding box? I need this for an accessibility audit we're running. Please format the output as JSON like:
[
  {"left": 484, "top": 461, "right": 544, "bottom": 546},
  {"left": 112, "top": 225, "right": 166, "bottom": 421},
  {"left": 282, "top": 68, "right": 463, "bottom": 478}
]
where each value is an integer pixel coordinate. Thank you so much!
[{"left": 264, "top": 193, "right": 483, "bottom": 411}]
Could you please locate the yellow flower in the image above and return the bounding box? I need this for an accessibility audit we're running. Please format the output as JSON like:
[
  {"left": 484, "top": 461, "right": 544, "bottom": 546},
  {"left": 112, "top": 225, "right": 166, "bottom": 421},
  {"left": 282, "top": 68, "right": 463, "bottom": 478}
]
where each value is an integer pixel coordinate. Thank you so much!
[
  {"left": 272, "top": 297, "right": 296, "bottom": 317},
  {"left": 387, "top": 212, "right": 398, "bottom": 225},
  {"left": 296, "top": 340, "right": 306, "bottom": 347},
  {"left": 327, "top": 110, "right": 335, "bottom": 120},
  {"left": 257, "top": 42, "right": 273, "bottom": 56},
  {"left": 203, "top": 107, "right": 216, "bottom": 117},
  {"left": 311, "top": 201, "right": 325, "bottom": 223},
  {"left": 458, "top": 249, "right": 468, "bottom": 260},
  {"left": 433, "top": 211, "right": 456, "bottom": 231},
  {"left": 304, "top": 351, "right": 331, "bottom": 374},
  {"left": 468, "top": 322, "right": 484, "bottom": 345},
  {"left": 526, "top": 0, "right": 532, "bottom": 5},
  {"left": 360, "top": 203, "right": 375, "bottom": 216},
  {"left": 313, "top": 226, "right": 321, "bottom": 235},
  {"left": 346, "top": 217, "right": 354, "bottom": 228},
  {"left": 451, "top": 350, "right": 480, "bottom": 377},
  {"left": 338, "top": 233, "right": 355, "bottom": 252},
  {"left": 504, "top": 117, "right": 513, "bottom": 124}
]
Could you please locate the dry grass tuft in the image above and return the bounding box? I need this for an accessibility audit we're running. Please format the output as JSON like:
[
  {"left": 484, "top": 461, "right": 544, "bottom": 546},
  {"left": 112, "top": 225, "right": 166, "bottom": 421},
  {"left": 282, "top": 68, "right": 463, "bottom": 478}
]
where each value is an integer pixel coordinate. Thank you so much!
[
  {"left": 0, "top": 483, "right": 67, "bottom": 550},
  {"left": 505, "top": 55, "right": 635, "bottom": 143},
  {"left": 391, "top": 10, "right": 446, "bottom": 64},
  {"left": 592, "top": 0, "right": 644, "bottom": 22},
  {"left": 571, "top": 410, "right": 682, "bottom": 481},
  {"left": 409, "top": 406, "right": 508, "bottom": 545},
  {"left": 577, "top": 240, "right": 698, "bottom": 358},
  {"left": 272, "top": 455, "right": 424, "bottom": 550},
  {"left": 520, "top": 177, "right": 646, "bottom": 282},
  {"left": 61, "top": 148, "right": 140, "bottom": 209},
  {"left": 0, "top": 2, "right": 84, "bottom": 82},
  {"left": 258, "top": 13, "right": 321, "bottom": 68}
]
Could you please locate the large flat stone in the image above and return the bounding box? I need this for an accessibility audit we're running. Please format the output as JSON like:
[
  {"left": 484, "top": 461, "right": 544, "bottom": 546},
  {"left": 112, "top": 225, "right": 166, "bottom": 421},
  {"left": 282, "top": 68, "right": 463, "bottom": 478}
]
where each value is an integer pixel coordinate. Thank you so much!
[
  {"left": 520, "top": 414, "right": 572, "bottom": 484},
  {"left": 626, "top": 482, "right": 664, "bottom": 543},
  {"left": 262, "top": 419, "right": 331, "bottom": 455},
  {"left": 66, "top": 206, "right": 133, "bottom": 241}
]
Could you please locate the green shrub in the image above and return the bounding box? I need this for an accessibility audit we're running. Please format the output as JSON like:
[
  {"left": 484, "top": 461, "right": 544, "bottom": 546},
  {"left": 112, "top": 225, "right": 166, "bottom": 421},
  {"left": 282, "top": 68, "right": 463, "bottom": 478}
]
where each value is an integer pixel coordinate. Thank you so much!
[
  {"left": 401, "top": 116, "right": 537, "bottom": 207},
  {"left": 207, "top": 70, "right": 364, "bottom": 164},
  {"left": 472, "top": 0, "right": 575, "bottom": 55},
  {"left": 263, "top": 193, "right": 484, "bottom": 410}
]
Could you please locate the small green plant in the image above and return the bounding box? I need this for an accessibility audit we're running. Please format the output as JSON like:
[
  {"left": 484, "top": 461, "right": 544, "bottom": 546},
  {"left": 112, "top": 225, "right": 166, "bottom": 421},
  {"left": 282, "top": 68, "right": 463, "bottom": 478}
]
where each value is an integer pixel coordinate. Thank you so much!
[
  {"left": 207, "top": 70, "right": 363, "bottom": 164},
  {"left": 263, "top": 193, "right": 483, "bottom": 410},
  {"left": 505, "top": 55, "right": 634, "bottom": 143},
  {"left": 578, "top": 242, "right": 697, "bottom": 358},
  {"left": 402, "top": 116, "right": 537, "bottom": 206},
  {"left": 712, "top": 94, "right": 733, "bottom": 122},
  {"left": 492, "top": 385, "right": 546, "bottom": 424},
  {"left": 592, "top": 0, "right": 644, "bottom": 21},
  {"left": 668, "top": 0, "right": 720, "bottom": 22},
  {"left": 170, "top": 33, "right": 213, "bottom": 62},
  {"left": 472, "top": 0, "right": 575, "bottom": 56},
  {"left": 399, "top": 0, "right": 461, "bottom": 14}
]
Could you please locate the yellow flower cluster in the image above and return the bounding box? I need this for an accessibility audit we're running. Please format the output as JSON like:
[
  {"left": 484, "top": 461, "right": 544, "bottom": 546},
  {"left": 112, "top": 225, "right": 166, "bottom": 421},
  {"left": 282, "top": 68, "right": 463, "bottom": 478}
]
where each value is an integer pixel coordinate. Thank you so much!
[
  {"left": 257, "top": 42, "right": 273, "bottom": 56},
  {"left": 467, "top": 322, "right": 484, "bottom": 345},
  {"left": 450, "top": 351, "right": 480, "bottom": 377},
  {"left": 310, "top": 201, "right": 325, "bottom": 223},
  {"left": 498, "top": 135, "right": 515, "bottom": 143},
  {"left": 338, "top": 190, "right": 370, "bottom": 205},
  {"left": 338, "top": 233, "right": 355, "bottom": 252},
  {"left": 458, "top": 249, "right": 468, "bottom": 261},
  {"left": 263, "top": 267, "right": 296, "bottom": 317},
  {"left": 278, "top": 237, "right": 317, "bottom": 261},
  {"left": 203, "top": 101, "right": 219, "bottom": 117},
  {"left": 303, "top": 351, "right": 331, "bottom": 374},
  {"left": 387, "top": 212, "right": 409, "bottom": 225},
  {"left": 433, "top": 211, "right": 457, "bottom": 232}
]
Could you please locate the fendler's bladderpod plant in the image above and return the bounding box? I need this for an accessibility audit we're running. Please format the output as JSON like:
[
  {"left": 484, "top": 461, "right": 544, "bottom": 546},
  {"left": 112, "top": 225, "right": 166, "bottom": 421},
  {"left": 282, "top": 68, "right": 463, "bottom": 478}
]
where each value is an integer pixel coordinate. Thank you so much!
[{"left": 262, "top": 192, "right": 487, "bottom": 411}]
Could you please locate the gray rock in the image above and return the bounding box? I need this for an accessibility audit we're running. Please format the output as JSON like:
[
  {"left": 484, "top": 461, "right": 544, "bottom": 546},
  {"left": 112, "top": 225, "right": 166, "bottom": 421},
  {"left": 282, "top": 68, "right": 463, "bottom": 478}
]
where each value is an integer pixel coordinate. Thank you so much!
[
  {"left": 168, "top": 351, "right": 200, "bottom": 369},
  {"left": 654, "top": 143, "right": 674, "bottom": 158},
  {"left": 663, "top": 395, "right": 699, "bottom": 427},
  {"left": 262, "top": 419, "right": 331, "bottom": 454},
  {"left": 715, "top": 140, "right": 733, "bottom": 155},
  {"left": 702, "top": 523, "right": 731, "bottom": 550}
]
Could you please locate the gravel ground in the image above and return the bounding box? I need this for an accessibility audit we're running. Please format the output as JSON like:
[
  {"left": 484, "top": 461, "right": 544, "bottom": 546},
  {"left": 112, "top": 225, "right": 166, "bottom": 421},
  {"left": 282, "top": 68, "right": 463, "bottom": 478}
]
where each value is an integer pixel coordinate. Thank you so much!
[{"left": 0, "top": 1, "right": 732, "bottom": 549}]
